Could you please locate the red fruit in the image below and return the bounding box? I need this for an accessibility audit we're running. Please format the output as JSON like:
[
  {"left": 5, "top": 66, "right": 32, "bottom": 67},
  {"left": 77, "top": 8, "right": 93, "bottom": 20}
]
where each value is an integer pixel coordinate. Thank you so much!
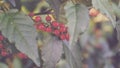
[
  {"left": 59, "top": 23, "right": 65, "bottom": 28},
  {"left": 65, "top": 33, "right": 69, "bottom": 41},
  {"left": 17, "top": 53, "right": 27, "bottom": 59},
  {"left": 38, "top": 23, "right": 45, "bottom": 31},
  {"left": 1, "top": 51, "right": 8, "bottom": 56},
  {"left": 89, "top": 8, "right": 99, "bottom": 17},
  {"left": 35, "top": 16, "right": 41, "bottom": 22},
  {"left": 46, "top": 27, "right": 52, "bottom": 32},
  {"left": 52, "top": 21, "right": 59, "bottom": 28},
  {"left": 59, "top": 27, "right": 67, "bottom": 32},
  {"left": 0, "top": 35, "right": 4, "bottom": 41},
  {"left": 60, "top": 34, "right": 66, "bottom": 40},
  {"left": 46, "top": 15, "right": 51, "bottom": 21},
  {"left": 0, "top": 44, "right": 3, "bottom": 49},
  {"left": 53, "top": 30, "right": 60, "bottom": 36}
]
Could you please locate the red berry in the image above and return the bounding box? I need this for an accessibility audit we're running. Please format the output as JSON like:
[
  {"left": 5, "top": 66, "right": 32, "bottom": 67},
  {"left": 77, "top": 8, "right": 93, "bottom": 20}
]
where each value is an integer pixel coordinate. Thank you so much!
[
  {"left": 35, "top": 16, "right": 41, "bottom": 22},
  {"left": 1, "top": 51, "right": 8, "bottom": 56},
  {"left": 59, "top": 27, "right": 67, "bottom": 32},
  {"left": 52, "top": 21, "right": 59, "bottom": 28},
  {"left": 0, "top": 44, "right": 3, "bottom": 49},
  {"left": 38, "top": 23, "right": 45, "bottom": 31},
  {"left": 0, "top": 35, "right": 4, "bottom": 41},
  {"left": 17, "top": 53, "right": 27, "bottom": 59},
  {"left": 60, "top": 34, "right": 66, "bottom": 40},
  {"left": 53, "top": 30, "right": 60, "bottom": 36},
  {"left": 46, "top": 15, "right": 51, "bottom": 21},
  {"left": 65, "top": 33, "right": 69, "bottom": 41},
  {"left": 46, "top": 27, "right": 52, "bottom": 32},
  {"left": 59, "top": 23, "right": 65, "bottom": 28}
]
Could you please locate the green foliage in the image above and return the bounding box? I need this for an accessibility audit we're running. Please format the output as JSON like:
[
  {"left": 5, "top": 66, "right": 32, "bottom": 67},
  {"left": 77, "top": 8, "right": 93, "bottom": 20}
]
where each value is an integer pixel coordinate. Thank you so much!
[
  {"left": 63, "top": 1, "right": 90, "bottom": 68},
  {"left": 0, "top": 0, "right": 120, "bottom": 68},
  {"left": 64, "top": 1, "right": 90, "bottom": 47},
  {"left": 0, "top": 9, "right": 40, "bottom": 66},
  {"left": 41, "top": 35, "right": 63, "bottom": 68}
]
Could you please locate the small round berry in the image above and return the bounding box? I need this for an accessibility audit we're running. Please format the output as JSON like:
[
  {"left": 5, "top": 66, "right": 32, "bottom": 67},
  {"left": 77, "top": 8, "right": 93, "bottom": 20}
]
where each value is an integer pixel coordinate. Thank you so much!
[
  {"left": 17, "top": 53, "right": 27, "bottom": 59},
  {"left": 52, "top": 21, "right": 59, "bottom": 28},
  {"left": 59, "top": 23, "right": 65, "bottom": 28},
  {"left": 1, "top": 51, "right": 8, "bottom": 56},
  {"left": 65, "top": 33, "right": 69, "bottom": 41},
  {"left": 89, "top": 8, "right": 99, "bottom": 17},
  {"left": 53, "top": 30, "right": 60, "bottom": 36},
  {"left": 46, "top": 27, "right": 52, "bottom": 32},
  {"left": 60, "top": 34, "right": 66, "bottom": 40},
  {"left": 46, "top": 15, "right": 51, "bottom": 21},
  {"left": 35, "top": 16, "right": 41, "bottom": 22},
  {"left": 59, "top": 27, "right": 67, "bottom": 32},
  {"left": 38, "top": 23, "right": 45, "bottom": 31}
]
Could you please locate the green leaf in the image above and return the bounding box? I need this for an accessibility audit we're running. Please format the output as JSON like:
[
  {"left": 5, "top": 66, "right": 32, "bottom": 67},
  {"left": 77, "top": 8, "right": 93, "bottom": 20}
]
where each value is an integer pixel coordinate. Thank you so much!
[
  {"left": 63, "top": 40, "right": 82, "bottom": 68},
  {"left": 0, "top": 10, "right": 40, "bottom": 66},
  {"left": 41, "top": 36, "right": 63, "bottom": 68},
  {"left": 0, "top": 63, "right": 8, "bottom": 68},
  {"left": 64, "top": 1, "right": 90, "bottom": 47},
  {"left": 92, "top": 0, "right": 117, "bottom": 27},
  {"left": 13, "top": 57, "right": 23, "bottom": 68}
]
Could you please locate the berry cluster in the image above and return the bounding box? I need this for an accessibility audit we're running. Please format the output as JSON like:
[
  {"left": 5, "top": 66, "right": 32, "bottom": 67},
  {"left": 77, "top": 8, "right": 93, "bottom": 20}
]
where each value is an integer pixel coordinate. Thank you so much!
[
  {"left": 0, "top": 33, "right": 27, "bottom": 59},
  {"left": 31, "top": 14, "right": 69, "bottom": 41},
  {"left": 0, "top": 34, "right": 8, "bottom": 57}
]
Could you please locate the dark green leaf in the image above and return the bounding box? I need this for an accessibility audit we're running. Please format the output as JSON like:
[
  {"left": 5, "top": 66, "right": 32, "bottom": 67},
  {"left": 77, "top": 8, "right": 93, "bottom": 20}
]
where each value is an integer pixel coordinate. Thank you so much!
[
  {"left": 0, "top": 10, "right": 40, "bottom": 66},
  {"left": 64, "top": 1, "right": 90, "bottom": 48},
  {"left": 41, "top": 36, "right": 63, "bottom": 68},
  {"left": 63, "top": 40, "right": 82, "bottom": 68}
]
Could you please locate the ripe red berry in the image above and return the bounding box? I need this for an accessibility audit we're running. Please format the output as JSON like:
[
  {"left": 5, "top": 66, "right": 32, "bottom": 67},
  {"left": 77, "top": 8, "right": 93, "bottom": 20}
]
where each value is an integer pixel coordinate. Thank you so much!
[
  {"left": 38, "top": 23, "right": 45, "bottom": 31},
  {"left": 46, "top": 15, "right": 51, "bottom": 21},
  {"left": 46, "top": 27, "right": 52, "bottom": 32},
  {"left": 65, "top": 33, "right": 69, "bottom": 41},
  {"left": 17, "top": 53, "right": 27, "bottom": 59},
  {"left": 59, "top": 23, "right": 65, "bottom": 28},
  {"left": 35, "top": 16, "right": 41, "bottom": 22},
  {"left": 0, "top": 35, "right": 4, "bottom": 41},
  {"left": 52, "top": 21, "right": 59, "bottom": 28},
  {"left": 60, "top": 34, "right": 66, "bottom": 40},
  {"left": 53, "top": 30, "right": 60, "bottom": 36},
  {"left": 59, "top": 27, "right": 67, "bottom": 32},
  {"left": 0, "top": 44, "right": 3, "bottom": 49},
  {"left": 1, "top": 51, "right": 8, "bottom": 56}
]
